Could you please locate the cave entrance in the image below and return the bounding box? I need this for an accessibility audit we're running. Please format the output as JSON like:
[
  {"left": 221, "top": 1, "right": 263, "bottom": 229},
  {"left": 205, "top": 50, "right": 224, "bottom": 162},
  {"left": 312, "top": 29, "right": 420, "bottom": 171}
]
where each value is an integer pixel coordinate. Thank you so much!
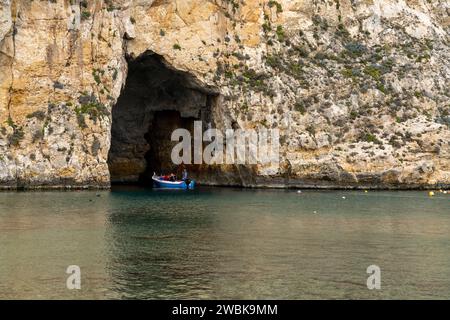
[{"left": 108, "top": 51, "right": 217, "bottom": 185}]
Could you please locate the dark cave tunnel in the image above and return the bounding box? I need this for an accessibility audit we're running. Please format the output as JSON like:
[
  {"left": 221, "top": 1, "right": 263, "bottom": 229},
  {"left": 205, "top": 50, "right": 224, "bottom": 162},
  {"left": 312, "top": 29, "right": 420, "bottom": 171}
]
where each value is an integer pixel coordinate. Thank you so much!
[{"left": 107, "top": 51, "right": 218, "bottom": 185}]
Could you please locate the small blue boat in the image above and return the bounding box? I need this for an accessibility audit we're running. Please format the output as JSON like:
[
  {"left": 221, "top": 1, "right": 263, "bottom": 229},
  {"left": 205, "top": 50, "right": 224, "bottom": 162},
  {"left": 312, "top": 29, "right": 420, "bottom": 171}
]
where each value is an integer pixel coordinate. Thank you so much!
[{"left": 152, "top": 174, "right": 195, "bottom": 190}]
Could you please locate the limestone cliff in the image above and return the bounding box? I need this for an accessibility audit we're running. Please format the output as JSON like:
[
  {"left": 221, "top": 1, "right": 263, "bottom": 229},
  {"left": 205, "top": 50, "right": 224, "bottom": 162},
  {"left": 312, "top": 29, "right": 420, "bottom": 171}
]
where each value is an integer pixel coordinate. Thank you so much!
[{"left": 0, "top": 0, "right": 449, "bottom": 189}]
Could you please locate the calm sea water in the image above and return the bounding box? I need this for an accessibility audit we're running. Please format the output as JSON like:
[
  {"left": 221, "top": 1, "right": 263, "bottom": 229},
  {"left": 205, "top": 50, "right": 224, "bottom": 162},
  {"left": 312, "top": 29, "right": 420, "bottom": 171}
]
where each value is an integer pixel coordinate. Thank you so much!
[{"left": 0, "top": 187, "right": 449, "bottom": 299}]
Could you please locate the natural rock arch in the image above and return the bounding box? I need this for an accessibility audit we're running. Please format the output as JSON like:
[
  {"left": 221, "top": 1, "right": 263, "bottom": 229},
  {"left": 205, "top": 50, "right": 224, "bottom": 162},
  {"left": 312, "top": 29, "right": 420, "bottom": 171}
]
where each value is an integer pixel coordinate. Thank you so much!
[{"left": 107, "top": 51, "right": 219, "bottom": 184}]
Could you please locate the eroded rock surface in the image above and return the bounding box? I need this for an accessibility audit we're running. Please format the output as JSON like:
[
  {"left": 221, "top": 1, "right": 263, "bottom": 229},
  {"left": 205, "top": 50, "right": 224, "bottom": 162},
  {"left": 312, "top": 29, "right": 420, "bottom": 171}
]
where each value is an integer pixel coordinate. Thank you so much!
[{"left": 0, "top": 0, "right": 449, "bottom": 189}]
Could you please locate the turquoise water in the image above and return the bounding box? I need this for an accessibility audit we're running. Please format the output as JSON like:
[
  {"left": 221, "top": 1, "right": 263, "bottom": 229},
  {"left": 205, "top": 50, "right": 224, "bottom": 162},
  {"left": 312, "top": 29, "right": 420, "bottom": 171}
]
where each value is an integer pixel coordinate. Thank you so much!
[{"left": 0, "top": 187, "right": 449, "bottom": 299}]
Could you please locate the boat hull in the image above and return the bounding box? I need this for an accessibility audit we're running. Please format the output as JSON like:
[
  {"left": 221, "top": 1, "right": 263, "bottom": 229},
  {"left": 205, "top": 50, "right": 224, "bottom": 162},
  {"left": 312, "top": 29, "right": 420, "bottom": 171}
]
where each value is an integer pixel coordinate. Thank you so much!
[{"left": 152, "top": 177, "right": 195, "bottom": 190}]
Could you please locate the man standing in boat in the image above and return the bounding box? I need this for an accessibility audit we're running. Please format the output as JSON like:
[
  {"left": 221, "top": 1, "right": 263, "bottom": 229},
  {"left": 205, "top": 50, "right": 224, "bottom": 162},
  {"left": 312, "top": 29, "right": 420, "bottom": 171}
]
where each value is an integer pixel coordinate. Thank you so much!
[{"left": 182, "top": 168, "right": 191, "bottom": 186}]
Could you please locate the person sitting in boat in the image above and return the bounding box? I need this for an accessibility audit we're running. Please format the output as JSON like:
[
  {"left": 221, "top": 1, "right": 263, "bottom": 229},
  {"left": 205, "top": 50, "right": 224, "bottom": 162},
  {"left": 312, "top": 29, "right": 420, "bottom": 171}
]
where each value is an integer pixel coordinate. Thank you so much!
[{"left": 169, "top": 173, "right": 176, "bottom": 182}]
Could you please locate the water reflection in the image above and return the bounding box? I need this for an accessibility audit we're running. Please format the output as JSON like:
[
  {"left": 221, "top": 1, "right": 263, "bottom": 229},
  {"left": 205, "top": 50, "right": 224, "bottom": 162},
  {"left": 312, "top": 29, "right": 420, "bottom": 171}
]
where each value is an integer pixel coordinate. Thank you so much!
[
  {"left": 104, "top": 187, "right": 450, "bottom": 299},
  {"left": 0, "top": 191, "right": 116, "bottom": 299},
  {"left": 0, "top": 187, "right": 449, "bottom": 299},
  {"left": 106, "top": 189, "right": 218, "bottom": 299}
]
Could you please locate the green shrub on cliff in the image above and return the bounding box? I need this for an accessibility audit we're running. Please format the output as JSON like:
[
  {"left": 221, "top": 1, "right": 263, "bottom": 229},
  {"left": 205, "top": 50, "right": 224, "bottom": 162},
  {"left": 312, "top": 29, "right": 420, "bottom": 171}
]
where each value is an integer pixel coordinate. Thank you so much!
[
  {"left": 265, "top": 54, "right": 283, "bottom": 69},
  {"left": 312, "top": 15, "right": 329, "bottom": 31},
  {"left": 75, "top": 102, "right": 108, "bottom": 118},
  {"left": 8, "top": 127, "right": 24, "bottom": 147},
  {"left": 32, "top": 129, "right": 44, "bottom": 143},
  {"left": 26, "top": 111, "right": 46, "bottom": 121},
  {"left": 6, "top": 116, "right": 15, "bottom": 128},
  {"left": 361, "top": 132, "right": 382, "bottom": 145},
  {"left": 262, "top": 22, "right": 271, "bottom": 33},
  {"left": 268, "top": 1, "right": 283, "bottom": 13},
  {"left": 241, "top": 68, "right": 275, "bottom": 97},
  {"left": 74, "top": 97, "right": 109, "bottom": 128},
  {"left": 81, "top": 11, "right": 91, "bottom": 21},
  {"left": 364, "top": 65, "right": 382, "bottom": 81},
  {"left": 104, "top": 0, "right": 117, "bottom": 11},
  {"left": 294, "top": 102, "right": 306, "bottom": 115},
  {"left": 276, "top": 25, "right": 285, "bottom": 42},
  {"left": 344, "top": 42, "right": 367, "bottom": 58},
  {"left": 93, "top": 71, "right": 101, "bottom": 85},
  {"left": 336, "top": 23, "right": 350, "bottom": 38},
  {"left": 341, "top": 67, "right": 358, "bottom": 80},
  {"left": 240, "top": 102, "right": 249, "bottom": 113}
]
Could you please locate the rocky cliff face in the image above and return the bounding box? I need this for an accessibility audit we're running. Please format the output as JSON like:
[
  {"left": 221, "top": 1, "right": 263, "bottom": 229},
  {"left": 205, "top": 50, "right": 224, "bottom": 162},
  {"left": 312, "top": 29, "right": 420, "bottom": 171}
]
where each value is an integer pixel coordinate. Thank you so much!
[{"left": 0, "top": 0, "right": 449, "bottom": 189}]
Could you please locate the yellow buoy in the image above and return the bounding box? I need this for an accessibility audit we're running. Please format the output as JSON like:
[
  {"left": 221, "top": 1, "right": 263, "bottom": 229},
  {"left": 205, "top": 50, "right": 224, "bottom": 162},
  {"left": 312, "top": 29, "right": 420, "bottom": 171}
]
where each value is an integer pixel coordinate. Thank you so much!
[
  {"left": 429, "top": 191, "right": 435, "bottom": 197},
  {"left": 364, "top": 190, "right": 368, "bottom": 193}
]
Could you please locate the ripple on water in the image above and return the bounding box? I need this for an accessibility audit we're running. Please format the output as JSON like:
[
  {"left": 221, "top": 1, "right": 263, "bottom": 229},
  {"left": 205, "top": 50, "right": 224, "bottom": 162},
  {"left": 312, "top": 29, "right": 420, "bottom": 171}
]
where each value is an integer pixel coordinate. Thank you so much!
[{"left": 0, "top": 187, "right": 449, "bottom": 299}]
